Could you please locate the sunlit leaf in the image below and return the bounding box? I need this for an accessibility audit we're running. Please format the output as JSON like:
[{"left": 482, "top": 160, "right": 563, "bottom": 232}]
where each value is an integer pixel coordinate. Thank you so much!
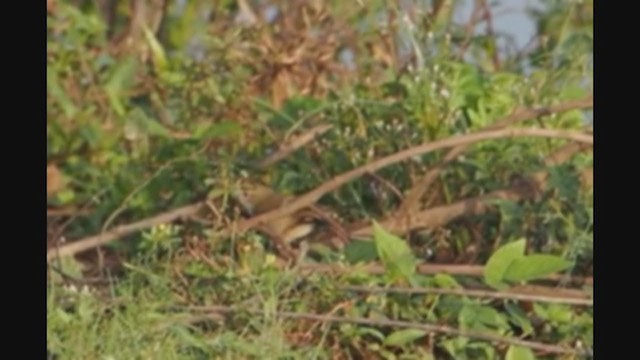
[
  {"left": 484, "top": 239, "right": 526, "bottom": 289},
  {"left": 506, "top": 346, "right": 536, "bottom": 360},
  {"left": 383, "top": 329, "right": 426, "bottom": 347},
  {"left": 143, "top": 25, "right": 168, "bottom": 74},
  {"left": 373, "top": 222, "right": 418, "bottom": 284},
  {"left": 504, "top": 255, "right": 572, "bottom": 282}
]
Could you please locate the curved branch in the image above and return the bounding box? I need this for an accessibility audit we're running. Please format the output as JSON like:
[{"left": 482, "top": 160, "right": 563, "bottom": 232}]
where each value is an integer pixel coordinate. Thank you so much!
[
  {"left": 238, "top": 128, "right": 593, "bottom": 232},
  {"left": 350, "top": 167, "right": 592, "bottom": 238},
  {"left": 47, "top": 203, "right": 204, "bottom": 261},
  {"left": 48, "top": 129, "right": 592, "bottom": 261},
  {"left": 397, "top": 96, "right": 593, "bottom": 214}
]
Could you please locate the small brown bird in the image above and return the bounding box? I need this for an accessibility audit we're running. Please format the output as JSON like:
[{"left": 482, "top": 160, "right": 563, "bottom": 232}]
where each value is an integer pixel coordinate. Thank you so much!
[
  {"left": 233, "top": 181, "right": 318, "bottom": 245},
  {"left": 232, "top": 180, "right": 348, "bottom": 254}
]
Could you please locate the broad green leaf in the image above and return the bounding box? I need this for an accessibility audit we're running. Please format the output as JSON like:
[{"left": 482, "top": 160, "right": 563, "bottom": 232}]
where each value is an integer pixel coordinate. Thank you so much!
[
  {"left": 372, "top": 222, "right": 418, "bottom": 284},
  {"left": 506, "top": 346, "right": 536, "bottom": 360},
  {"left": 383, "top": 329, "right": 426, "bottom": 347},
  {"left": 432, "top": 273, "right": 461, "bottom": 288},
  {"left": 475, "top": 306, "right": 510, "bottom": 330},
  {"left": 125, "top": 108, "right": 172, "bottom": 139},
  {"left": 137, "top": 112, "right": 173, "bottom": 138},
  {"left": 459, "top": 304, "right": 509, "bottom": 333},
  {"left": 356, "top": 327, "right": 385, "bottom": 341},
  {"left": 484, "top": 239, "right": 526, "bottom": 289},
  {"left": 504, "top": 255, "right": 572, "bottom": 282},
  {"left": 344, "top": 240, "right": 378, "bottom": 264},
  {"left": 535, "top": 303, "right": 574, "bottom": 324},
  {"left": 458, "top": 305, "right": 477, "bottom": 330}
]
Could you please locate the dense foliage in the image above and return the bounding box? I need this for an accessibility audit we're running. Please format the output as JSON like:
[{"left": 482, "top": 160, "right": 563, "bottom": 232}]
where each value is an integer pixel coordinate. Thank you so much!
[{"left": 47, "top": 1, "right": 593, "bottom": 359}]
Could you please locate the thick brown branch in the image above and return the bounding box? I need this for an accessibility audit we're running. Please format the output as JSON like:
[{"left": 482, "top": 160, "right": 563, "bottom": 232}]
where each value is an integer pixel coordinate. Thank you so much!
[{"left": 350, "top": 167, "right": 592, "bottom": 238}]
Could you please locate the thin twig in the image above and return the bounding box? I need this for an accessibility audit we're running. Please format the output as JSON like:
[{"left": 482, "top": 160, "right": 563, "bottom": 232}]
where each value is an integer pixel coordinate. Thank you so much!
[
  {"left": 184, "top": 305, "right": 587, "bottom": 355},
  {"left": 49, "top": 189, "right": 109, "bottom": 263},
  {"left": 47, "top": 202, "right": 205, "bottom": 261},
  {"left": 237, "top": 128, "right": 593, "bottom": 232},
  {"left": 457, "top": 0, "right": 483, "bottom": 60},
  {"left": 365, "top": 171, "right": 404, "bottom": 201},
  {"left": 101, "top": 143, "right": 210, "bottom": 233},
  {"left": 294, "top": 263, "right": 593, "bottom": 286},
  {"left": 257, "top": 124, "right": 333, "bottom": 169},
  {"left": 341, "top": 285, "right": 592, "bottom": 306}
]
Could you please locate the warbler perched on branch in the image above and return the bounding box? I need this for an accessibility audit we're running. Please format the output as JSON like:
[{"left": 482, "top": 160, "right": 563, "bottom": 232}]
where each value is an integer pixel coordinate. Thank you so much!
[{"left": 232, "top": 180, "right": 348, "bottom": 257}]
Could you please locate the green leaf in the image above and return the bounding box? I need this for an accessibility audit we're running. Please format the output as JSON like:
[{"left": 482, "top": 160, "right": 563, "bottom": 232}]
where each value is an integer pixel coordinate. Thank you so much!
[
  {"left": 459, "top": 304, "right": 509, "bottom": 333},
  {"left": 534, "top": 303, "right": 574, "bottom": 324},
  {"left": 137, "top": 113, "right": 173, "bottom": 138},
  {"left": 194, "top": 121, "right": 243, "bottom": 140},
  {"left": 432, "top": 273, "right": 461, "bottom": 288},
  {"left": 104, "top": 57, "right": 138, "bottom": 116},
  {"left": 356, "top": 327, "right": 385, "bottom": 341},
  {"left": 142, "top": 25, "right": 168, "bottom": 74},
  {"left": 504, "top": 303, "right": 534, "bottom": 336},
  {"left": 484, "top": 239, "right": 526, "bottom": 289},
  {"left": 504, "top": 255, "right": 572, "bottom": 282},
  {"left": 383, "top": 329, "right": 426, "bottom": 347},
  {"left": 50, "top": 257, "right": 85, "bottom": 282},
  {"left": 125, "top": 108, "right": 172, "bottom": 139},
  {"left": 54, "top": 307, "right": 73, "bottom": 324},
  {"left": 559, "top": 84, "right": 588, "bottom": 101},
  {"left": 344, "top": 240, "right": 378, "bottom": 264},
  {"left": 372, "top": 222, "right": 418, "bottom": 284},
  {"left": 47, "top": 66, "right": 77, "bottom": 117},
  {"left": 505, "top": 346, "right": 536, "bottom": 360},
  {"left": 56, "top": 189, "right": 76, "bottom": 205}
]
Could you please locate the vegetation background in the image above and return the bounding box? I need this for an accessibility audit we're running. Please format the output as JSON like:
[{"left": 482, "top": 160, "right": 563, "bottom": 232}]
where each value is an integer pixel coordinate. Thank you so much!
[{"left": 47, "top": 0, "right": 593, "bottom": 359}]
